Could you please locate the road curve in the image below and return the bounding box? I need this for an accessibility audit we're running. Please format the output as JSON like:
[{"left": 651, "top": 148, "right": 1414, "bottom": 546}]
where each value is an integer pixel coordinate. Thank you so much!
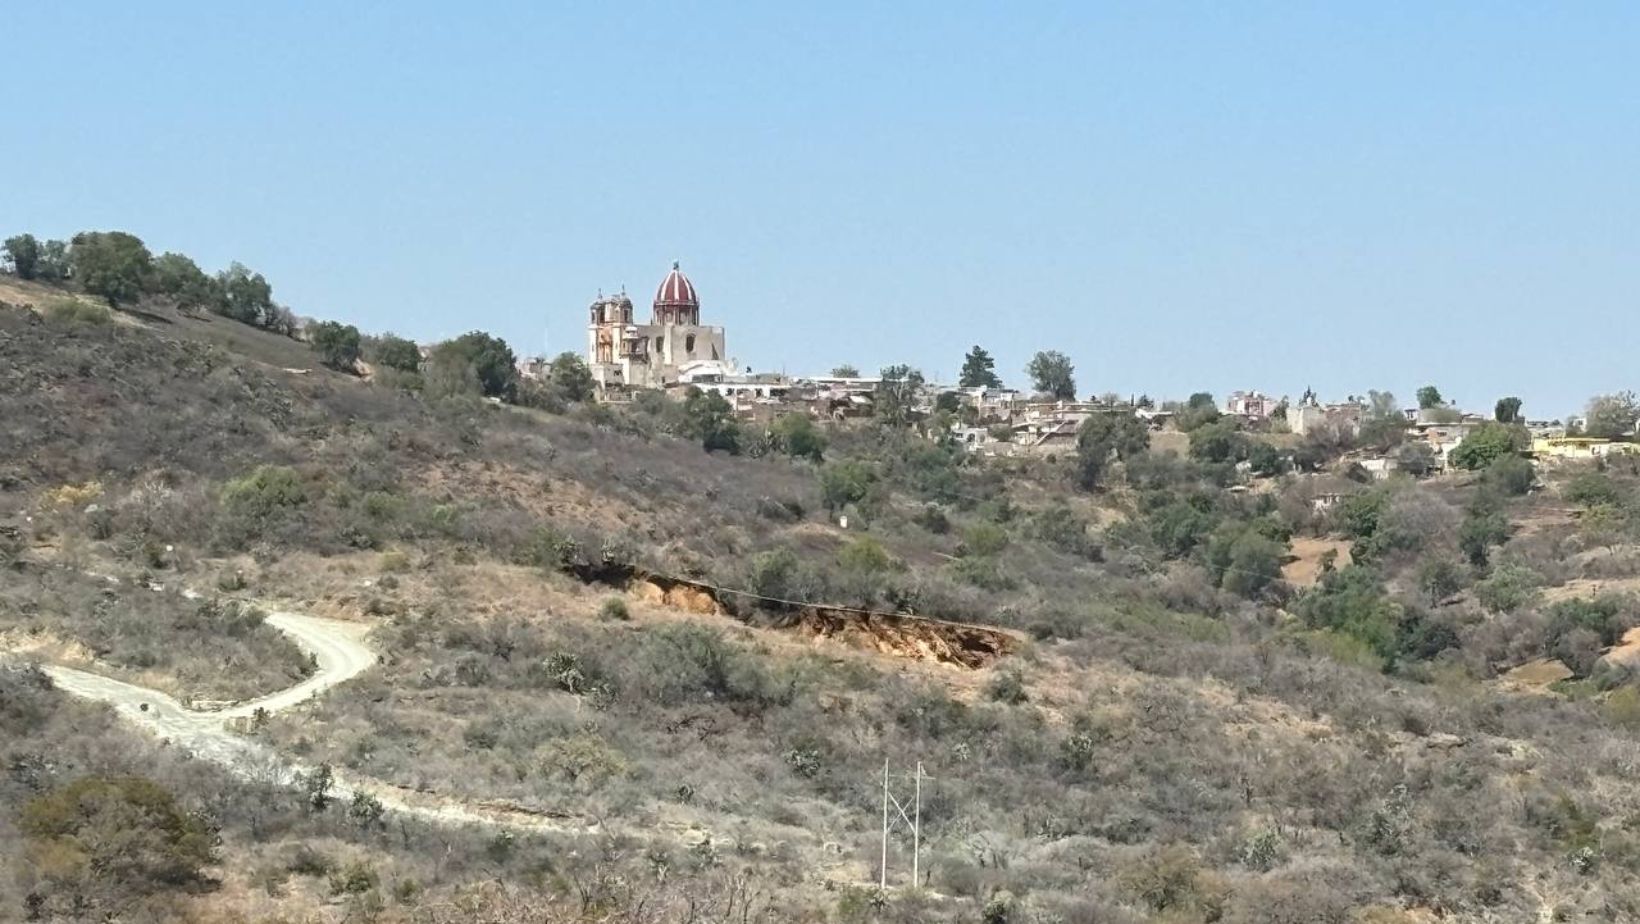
[
  {"left": 32, "top": 602, "right": 592, "bottom": 833},
  {"left": 222, "top": 610, "right": 375, "bottom": 717}
]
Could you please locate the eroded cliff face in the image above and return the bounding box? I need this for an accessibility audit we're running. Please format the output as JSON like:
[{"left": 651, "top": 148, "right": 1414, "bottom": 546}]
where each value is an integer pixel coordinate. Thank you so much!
[{"left": 625, "top": 570, "right": 1019, "bottom": 669}]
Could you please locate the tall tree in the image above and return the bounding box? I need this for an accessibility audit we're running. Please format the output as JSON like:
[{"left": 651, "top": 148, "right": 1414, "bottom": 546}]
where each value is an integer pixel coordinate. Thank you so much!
[
  {"left": 1586, "top": 391, "right": 1640, "bottom": 439},
  {"left": 69, "top": 231, "right": 152, "bottom": 308},
  {"left": 548, "top": 351, "right": 596, "bottom": 403},
  {"left": 1027, "top": 350, "right": 1076, "bottom": 400},
  {"left": 682, "top": 387, "right": 741, "bottom": 453},
  {"left": 1416, "top": 385, "right": 1444, "bottom": 409},
  {"left": 958, "top": 345, "right": 1003, "bottom": 389},
  {"left": 307, "top": 321, "right": 362, "bottom": 372},
  {"left": 432, "top": 331, "right": 519, "bottom": 400},
  {"left": 1495, "top": 396, "right": 1524, "bottom": 424},
  {"left": 371, "top": 333, "right": 423, "bottom": 373},
  {"left": 875, "top": 364, "right": 925, "bottom": 428},
  {"left": 36, "top": 239, "right": 70, "bottom": 281},
  {"left": 1366, "top": 390, "right": 1401, "bottom": 419},
  {"left": 1075, "top": 411, "right": 1149, "bottom": 489},
  {"left": 3, "top": 233, "right": 41, "bottom": 279},
  {"left": 1449, "top": 422, "right": 1527, "bottom": 470},
  {"left": 215, "top": 262, "right": 274, "bottom": 326},
  {"left": 150, "top": 252, "right": 219, "bottom": 313},
  {"left": 1175, "top": 392, "right": 1223, "bottom": 433}
]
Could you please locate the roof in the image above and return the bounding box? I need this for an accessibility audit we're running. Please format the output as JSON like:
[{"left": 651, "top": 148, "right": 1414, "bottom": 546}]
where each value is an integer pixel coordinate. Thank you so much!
[{"left": 654, "top": 261, "right": 698, "bottom": 309}]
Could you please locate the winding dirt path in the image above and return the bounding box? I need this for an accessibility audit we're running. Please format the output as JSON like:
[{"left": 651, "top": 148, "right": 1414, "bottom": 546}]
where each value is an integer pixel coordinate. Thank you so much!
[{"left": 33, "top": 604, "right": 596, "bottom": 833}]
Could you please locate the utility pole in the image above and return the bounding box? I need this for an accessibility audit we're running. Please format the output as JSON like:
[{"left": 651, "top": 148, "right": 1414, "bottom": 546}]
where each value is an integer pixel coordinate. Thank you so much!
[
  {"left": 912, "top": 760, "right": 923, "bottom": 888},
  {"left": 879, "top": 760, "right": 890, "bottom": 890}
]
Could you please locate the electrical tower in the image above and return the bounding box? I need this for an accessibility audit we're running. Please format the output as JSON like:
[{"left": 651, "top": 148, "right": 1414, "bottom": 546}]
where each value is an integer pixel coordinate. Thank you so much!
[{"left": 878, "top": 760, "right": 929, "bottom": 890}]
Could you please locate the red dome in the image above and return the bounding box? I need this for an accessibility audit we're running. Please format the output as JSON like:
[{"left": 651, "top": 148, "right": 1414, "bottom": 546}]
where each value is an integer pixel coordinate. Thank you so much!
[{"left": 654, "top": 261, "right": 699, "bottom": 309}]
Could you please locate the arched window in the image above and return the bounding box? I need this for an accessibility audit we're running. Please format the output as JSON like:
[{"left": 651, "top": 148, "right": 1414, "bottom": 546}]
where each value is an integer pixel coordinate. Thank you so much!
[
  {"left": 685, "top": 334, "right": 696, "bottom": 354},
  {"left": 655, "top": 336, "right": 664, "bottom": 354}
]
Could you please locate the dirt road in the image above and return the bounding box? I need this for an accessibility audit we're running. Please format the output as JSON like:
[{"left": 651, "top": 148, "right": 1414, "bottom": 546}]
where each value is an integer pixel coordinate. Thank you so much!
[{"left": 34, "top": 603, "right": 595, "bottom": 833}]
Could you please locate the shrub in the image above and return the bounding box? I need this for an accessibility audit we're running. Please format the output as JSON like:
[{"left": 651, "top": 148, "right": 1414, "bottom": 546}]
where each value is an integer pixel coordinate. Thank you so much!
[
  {"left": 1485, "top": 455, "right": 1536, "bottom": 496},
  {"left": 837, "top": 537, "right": 895, "bottom": 574},
  {"left": 961, "top": 522, "right": 1010, "bottom": 557},
  {"left": 984, "top": 665, "right": 1028, "bottom": 704},
  {"left": 749, "top": 548, "right": 801, "bottom": 600},
  {"left": 1473, "top": 564, "right": 1542, "bottom": 613},
  {"left": 599, "top": 596, "right": 630, "bottom": 621},
  {"left": 1116, "top": 844, "right": 1226, "bottom": 917},
  {"left": 44, "top": 297, "right": 113, "bottom": 326},
  {"left": 540, "top": 734, "right": 629, "bottom": 789},
  {"left": 20, "top": 775, "right": 215, "bottom": 914},
  {"left": 1566, "top": 471, "right": 1621, "bottom": 508},
  {"left": 221, "top": 465, "right": 307, "bottom": 523},
  {"left": 330, "top": 860, "right": 379, "bottom": 895},
  {"left": 770, "top": 413, "right": 827, "bottom": 461},
  {"left": 1027, "top": 507, "right": 1099, "bottom": 559},
  {"left": 1417, "top": 556, "right": 1466, "bottom": 602},
  {"left": 1605, "top": 685, "right": 1640, "bottom": 730}
]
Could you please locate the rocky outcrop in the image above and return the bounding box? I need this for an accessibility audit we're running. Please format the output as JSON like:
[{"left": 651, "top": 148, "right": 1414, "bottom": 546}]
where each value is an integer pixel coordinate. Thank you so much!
[{"left": 626, "top": 571, "right": 1018, "bottom": 669}]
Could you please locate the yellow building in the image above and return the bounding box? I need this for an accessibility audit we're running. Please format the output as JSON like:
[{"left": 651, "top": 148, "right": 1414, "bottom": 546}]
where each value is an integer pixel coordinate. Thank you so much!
[{"left": 1530, "top": 437, "right": 1640, "bottom": 461}]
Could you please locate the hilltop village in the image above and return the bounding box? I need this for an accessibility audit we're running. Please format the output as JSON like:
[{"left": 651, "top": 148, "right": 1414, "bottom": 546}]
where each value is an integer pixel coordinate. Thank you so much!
[
  {"left": 13, "top": 232, "right": 1640, "bottom": 922},
  {"left": 523, "top": 260, "right": 1637, "bottom": 476}
]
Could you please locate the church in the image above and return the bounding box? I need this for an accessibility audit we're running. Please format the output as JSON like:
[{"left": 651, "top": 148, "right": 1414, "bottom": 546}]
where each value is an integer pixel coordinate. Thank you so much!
[{"left": 585, "top": 262, "right": 733, "bottom": 391}]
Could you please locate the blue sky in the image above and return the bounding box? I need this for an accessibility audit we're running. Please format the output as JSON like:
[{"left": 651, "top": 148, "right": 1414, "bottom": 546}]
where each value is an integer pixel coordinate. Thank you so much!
[{"left": 6, "top": 3, "right": 1637, "bottom": 418}]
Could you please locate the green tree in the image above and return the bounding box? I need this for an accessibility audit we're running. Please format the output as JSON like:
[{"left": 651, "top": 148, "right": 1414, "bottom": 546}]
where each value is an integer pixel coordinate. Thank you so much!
[
  {"left": 681, "top": 387, "right": 741, "bottom": 453},
  {"left": 1393, "top": 440, "right": 1437, "bottom": 477},
  {"left": 1026, "top": 350, "right": 1076, "bottom": 400},
  {"left": 215, "top": 262, "right": 274, "bottom": 326},
  {"left": 959, "top": 345, "right": 1003, "bottom": 389},
  {"left": 830, "top": 364, "right": 859, "bottom": 377},
  {"left": 36, "top": 239, "right": 71, "bottom": 281},
  {"left": 1247, "top": 441, "right": 1286, "bottom": 476},
  {"left": 875, "top": 364, "right": 925, "bottom": 428},
  {"left": 307, "top": 320, "right": 362, "bottom": 371},
  {"left": 1075, "top": 411, "right": 1150, "bottom": 488},
  {"left": 371, "top": 333, "right": 422, "bottom": 373},
  {"left": 1221, "top": 531, "right": 1285, "bottom": 598},
  {"left": 547, "top": 351, "right": 596, "bottom": 403},
  {"left": 1187, "top": 418, "right": 1249, "bottom": 464},
  {"left": 1416, "top": 385, "right": 1444, "bottom": 409},
  {"left": 3, "top": 232, "right": 41, "bottom": 279},
  {"left": 1297, "top": 566, "right": 1404, "bottom": 659},
  {"left": 1366, "top": 390, "right": 1401, "bottom": 419},
  {"left": 1459, "top": 509, "right": 1510, "bottom": 566},
  {"left": 20, "top": 775, "right": 215, "bottom": 915},
  {"left": 432, "top": 331, "right": 518, "bottom": 400},
  {"left": 1586, "top": 391, "right": 1640, "bottom": 439},
  {"left": 819, "top": 461, "right": 874, "bottom": 515},
  {"left": 150, "top": 252, "right": 218, "bottom": 313},
  {"left": 1495, "top": 396, "right": 1523, "bottom": 423},
  {"left": 770, "top": 412, "right": 826, "bottom": 461},
  {"left": 69, "top": 231, "right": 152, "bottom": 308},
  {"left": 1448, "top": 422, "right": 1525, "bottom": 470},
  {"left": 1358, "top": 416, "right": 1408, "bottom": 453},
  {"left": 1174, "top": 392, "right": 1222, "bottom": 432}
]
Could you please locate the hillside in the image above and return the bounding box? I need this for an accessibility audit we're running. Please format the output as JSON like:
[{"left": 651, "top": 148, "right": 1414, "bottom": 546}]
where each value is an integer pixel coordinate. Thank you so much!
[{"left": 9, "top": 287, "right": 1640, "bottom": 923}]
